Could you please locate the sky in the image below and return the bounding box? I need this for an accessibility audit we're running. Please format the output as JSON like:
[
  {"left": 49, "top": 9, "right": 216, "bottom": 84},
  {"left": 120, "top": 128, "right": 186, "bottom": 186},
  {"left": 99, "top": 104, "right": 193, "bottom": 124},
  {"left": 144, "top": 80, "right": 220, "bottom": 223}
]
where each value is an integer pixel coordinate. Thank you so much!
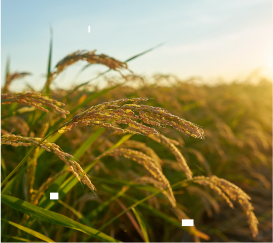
[{"left": 1, "top": 0, "right": 272, "bottom": 91}]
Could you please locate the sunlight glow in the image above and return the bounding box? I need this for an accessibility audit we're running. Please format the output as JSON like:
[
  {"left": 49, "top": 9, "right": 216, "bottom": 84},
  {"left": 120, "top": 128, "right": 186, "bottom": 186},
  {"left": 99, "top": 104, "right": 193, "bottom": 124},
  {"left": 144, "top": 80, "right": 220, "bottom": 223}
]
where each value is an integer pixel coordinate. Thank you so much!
[{"left": 270, "top": 60, "right": 273, "bottom": 70}]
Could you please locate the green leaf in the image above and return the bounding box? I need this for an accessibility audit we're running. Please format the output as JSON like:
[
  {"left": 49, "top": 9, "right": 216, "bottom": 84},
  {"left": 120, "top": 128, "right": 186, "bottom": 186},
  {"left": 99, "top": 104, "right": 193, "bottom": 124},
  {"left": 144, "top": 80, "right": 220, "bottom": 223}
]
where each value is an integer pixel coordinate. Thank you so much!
[
  {"left": 43, "top": 27, "right": 53, "bottom": 94},
  {"left": 1, "top": 218, "right": 54, "bottom": 242},
  {"left": 1, "top": 194, "right": 119, "bottom": 242},
  {"left": 1, "top": 156, "right": 7, "bottom": 180},
  {"left": 124, "top": 42, "right": 166, "bottom": 63},
  {"left": 1, "top": 234, "right": 32, "bottom": 242},
  {"left": 1, "top": 168, "right": 24, "bottom": 195},
  {"left": 132, "top": 207, "right": 149, "bottom": 242},
  {"left": 101, "top": 134, "right": 133, "bottom": 154},
  {"left": 7, "top": 103, "right": 19, "bottom": 117},
  {"left": 73, "top": 128, "right": 105, "bottom": 160}
]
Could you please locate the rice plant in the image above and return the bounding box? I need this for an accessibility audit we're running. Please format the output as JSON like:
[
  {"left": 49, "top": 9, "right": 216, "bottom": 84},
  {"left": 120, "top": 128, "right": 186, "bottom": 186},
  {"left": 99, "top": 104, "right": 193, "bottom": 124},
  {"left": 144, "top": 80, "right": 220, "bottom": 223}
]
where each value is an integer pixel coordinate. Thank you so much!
[{"left": 1, "top": 47, "right": 271, "bottom": 242}]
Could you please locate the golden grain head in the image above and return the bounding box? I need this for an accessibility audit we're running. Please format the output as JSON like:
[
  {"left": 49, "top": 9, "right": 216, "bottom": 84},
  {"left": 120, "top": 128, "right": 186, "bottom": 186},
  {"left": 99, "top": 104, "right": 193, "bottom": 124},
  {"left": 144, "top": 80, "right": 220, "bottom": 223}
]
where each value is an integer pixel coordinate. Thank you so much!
[
  {"left": 58, "top": 98, "right": 204, "bottom": 140},
  {"left": 193, "top": 176, "right": 234, "bottom": 209},
  {"left": 3, "top": 72, "right": 31, "bottom": 92},
  {"left": 1, "top": 92, "right": 70, "bottom": 118},
  {"left": 102, "top": 147, "right": 176, "bottom": 205},
  {"left": 193, "top": 175, "right": 258, "bottom": 238},
  {"left": 1, "top": 134, "right": 96, "bottom": 191},
  {"left": 46, "top": 50, "right": 130, "bottom": 87},
  {"left": 57, "top": 98, "right": 199, "bottom": 181},
  {"left": 137, "top": 176, "right": 176, "bottom": 207},
  {"left": 122, "top": 140, "right": 162, "bottom": 170},
  {"left": 55, "top": 50, "right": 128, "bottom": 73}
]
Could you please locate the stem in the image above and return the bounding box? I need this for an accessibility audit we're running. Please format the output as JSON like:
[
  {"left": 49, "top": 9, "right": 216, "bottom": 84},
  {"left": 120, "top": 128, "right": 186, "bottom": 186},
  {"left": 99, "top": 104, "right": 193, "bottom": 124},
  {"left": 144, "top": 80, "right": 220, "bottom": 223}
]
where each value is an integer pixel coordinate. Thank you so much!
[{"left": 1, "top": 121, "right": 71, "bottom": 187}]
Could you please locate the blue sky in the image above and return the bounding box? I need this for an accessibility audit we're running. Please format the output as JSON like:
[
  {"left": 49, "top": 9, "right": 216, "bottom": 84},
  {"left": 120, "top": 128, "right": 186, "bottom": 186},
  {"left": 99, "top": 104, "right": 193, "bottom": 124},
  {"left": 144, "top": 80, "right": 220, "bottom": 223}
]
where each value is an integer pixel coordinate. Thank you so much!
[{"left": 1, "top": 0, "right": 272, "bottom": 91}]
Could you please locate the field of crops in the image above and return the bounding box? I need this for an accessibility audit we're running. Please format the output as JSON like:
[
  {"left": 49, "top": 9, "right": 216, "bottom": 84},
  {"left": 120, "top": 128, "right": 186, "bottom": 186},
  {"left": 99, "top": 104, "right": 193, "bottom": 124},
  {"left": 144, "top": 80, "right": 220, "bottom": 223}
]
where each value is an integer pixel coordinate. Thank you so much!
[{"left": 1, "top": 49, "right": 272, "bottom": 242}]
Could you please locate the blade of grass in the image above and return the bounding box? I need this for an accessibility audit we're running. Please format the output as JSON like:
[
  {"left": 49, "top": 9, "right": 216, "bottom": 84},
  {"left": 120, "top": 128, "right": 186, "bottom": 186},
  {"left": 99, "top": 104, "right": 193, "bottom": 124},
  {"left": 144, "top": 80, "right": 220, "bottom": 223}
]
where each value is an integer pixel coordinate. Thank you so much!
[
  {"left": 1, "top": 156, "right": 7, "bottom": 180},
  {"left": 1, "top": 195, "right": 119, "bottom": 242},
  {"left": 116, "top": 199, "right": 145, "bottom": 242},
  {"left": 1, "top": 218, "right": 55, "bottom": 242},
  {"left": 1, "top": 234, "right": 33, "bottom": 242},
  {"left": 1, "top": 166, "right": 25, "bottom": 195},
  {"left": 43, "top": 27, "right": 53, "bottom": 94},
  {"left": 73, "top": 128, "right": 105, "bottom": 160},
  {"left": 132, "top": 207, "right": 149, "bottom": 242}
]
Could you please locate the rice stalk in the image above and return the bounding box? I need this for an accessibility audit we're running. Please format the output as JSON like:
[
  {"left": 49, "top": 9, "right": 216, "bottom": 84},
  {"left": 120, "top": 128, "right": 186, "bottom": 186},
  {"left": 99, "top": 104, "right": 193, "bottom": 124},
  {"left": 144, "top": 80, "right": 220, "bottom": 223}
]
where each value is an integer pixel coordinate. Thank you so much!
[
  {"left": 57, "top": 98, "right": 204, "bottom": 140},
  {"left": 193, "top": 176, "right": 258, "bottom": 238},
  {"left": 69, "top": 42, "right": 165, "bottom": 94},
  {"left": 2, "top": 116, "right": 31, "bottom": 136},
  {"left": 238, "top": 155, "right": 271, "bottom": 189},
  {"left": 56, "top": 98, "right": 199, "bottom": 180},
  {"left": 45, "top": 50, "right": 130, "bottom": 89},
  {"left": 136, "top": 176, "right": 176, "bottom": 207},
  {"left": 102, "top": 148, "right": 176, "bottom": 207},
  {"left": 1, "top": 134, "right": 96, "bottom": 191},
  {"left": 148, "top": 134, "right": 193, "bottom": 179},
  {"left": 1, "top": 92, "right": 70, "bottom": 118},
  {"left": 121, "top": 140, "right": 162, "bottom": 170},
  {"left": 3, "top": 71, "right": 31, "bottom": 93}
]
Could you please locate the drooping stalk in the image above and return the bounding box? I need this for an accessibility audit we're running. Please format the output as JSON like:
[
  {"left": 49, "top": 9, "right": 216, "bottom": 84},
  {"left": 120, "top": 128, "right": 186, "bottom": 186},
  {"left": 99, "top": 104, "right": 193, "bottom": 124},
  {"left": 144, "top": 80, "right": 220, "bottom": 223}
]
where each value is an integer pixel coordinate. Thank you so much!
[{"left": 1, "top": 121, "right": 70, "bottom": 187}]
